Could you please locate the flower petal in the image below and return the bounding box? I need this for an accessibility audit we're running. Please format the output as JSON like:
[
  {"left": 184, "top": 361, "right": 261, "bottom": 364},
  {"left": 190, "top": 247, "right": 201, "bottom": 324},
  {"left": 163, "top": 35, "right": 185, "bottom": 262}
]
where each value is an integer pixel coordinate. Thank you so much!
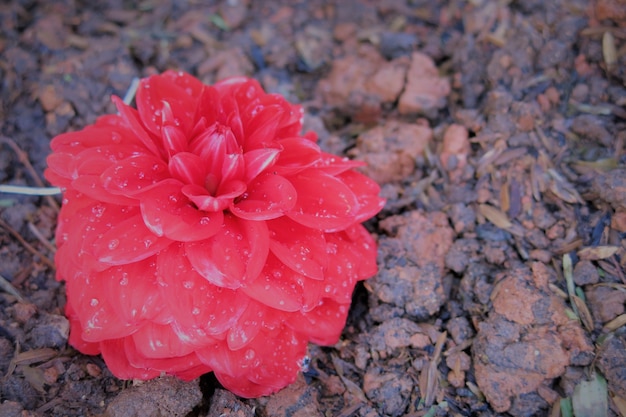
[
  {"left": 124, "top": 335, "right": 210, "bottom": 380},
  {"left": 314, "top": 153, "right": 366, "bottom": 175},
  {"left": 100, "top": 339, "right": 161, "bottom": 381},
  {"left": 323, "top": 225, "right": 378, "bottom": 303},
  {"left": 131, "top": 322, "right": 195, "bottom": 359},
  {"left": 230, "top": 173, "right": 296, "bottom": 221},
  {"left": 92, "top": 213, "right": 172, "bottom": 266},
  {"left": 243, "top": 147, "right": 281, "bottom": 182},
  {"left": 113, "top": 95, "right": 162, "bottom": 157},
  {"left": 168, "top": 152, "right": 206, "bottom": 186},
  {"left": 104, "top": 259, "right": 166, "bottom": 326},
  {"left": 138, "top": 179, "right": 224, "bottom": 241},
  {"left": 66, "top": 275, "right": 135, "bottom": 342},
  {"left": 272, "top": 137, "right": 321, "bottom": 176},
  {"left": 286, "top": 299, "right": 350, "bottom": 345},
  {"left": 242, "top": 326, "right": 306, "bottom": 388},
  {"left": 286, "top": 170, "right": 360, "bottom": 232},
  {"left": 156, "top": 243, "right": 247, "bottom": 334},
  {"left": 225, "top": 300, "right": 268, "bottom": 350},
  {"left": 71, "top": 175, "right": 138, "bottom": 206},
  {"left": 267, "top": 216, "right": 327, "bottom": 280},
  {"left": 135, "top": 71, "right": 201, "bottom": 137},
  {"left": 241, "top": 254, "right": 302, "bottom": 312},
  {"left": 337, "top": 170, "right": 386, "bottom": 223},
  {"left": 101, "top": 154, "right": 169, "bottom": 196},
  {"left": 185, "top": 215, "right": 269, "bottom": 289}
]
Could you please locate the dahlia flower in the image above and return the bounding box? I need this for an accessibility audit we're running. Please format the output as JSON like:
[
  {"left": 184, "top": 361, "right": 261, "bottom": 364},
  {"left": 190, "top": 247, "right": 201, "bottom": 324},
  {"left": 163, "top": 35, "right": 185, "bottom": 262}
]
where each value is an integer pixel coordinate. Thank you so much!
[{"left": 45, "top": 71, "right": 384, "bottom": 397}]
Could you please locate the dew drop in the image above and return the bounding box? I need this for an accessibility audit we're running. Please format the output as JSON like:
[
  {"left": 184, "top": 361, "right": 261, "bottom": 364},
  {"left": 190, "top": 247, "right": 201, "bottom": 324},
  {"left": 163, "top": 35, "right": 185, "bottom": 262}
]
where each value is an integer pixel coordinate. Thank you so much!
[
  {"left": 245, "top": 349, "right": 255, "bottom": 361},
  {"left": 183, "top": 281, "right": 194, "bottom": 289},
  {"left": 111, "top": 132, "right": 122, "bottom": 143},
  {"left": 324, "top": 285, "right": 331, "bottom": 293},
  {"left": 192, "top": 307, "right": 200, "bottom": 315},
  {"left": 199, "top": 217, "right": 210, "bottom": 225},
  {"left": 91, "top": 204, "right": 105, "bottom": 218},
  {"left": 108, "top": 239, "right": 119, "bottom": 250},
  {"left": 90, "top": 298, "right": 99, "bottom": 307}
]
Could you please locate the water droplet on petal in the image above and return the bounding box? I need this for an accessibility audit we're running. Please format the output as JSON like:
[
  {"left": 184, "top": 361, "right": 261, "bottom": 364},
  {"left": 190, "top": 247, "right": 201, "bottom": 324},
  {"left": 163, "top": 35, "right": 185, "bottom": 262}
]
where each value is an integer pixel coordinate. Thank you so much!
[
  {"left": 90, "top": 298, "right": 99, "bottom": 307},
  {"left": 108, "top": 239, "right": 119, "bottom": 250},
  {"left": 199, "top": 217, "right": 210, "bottom": 225},
  {"left": 192, "top": 307, "right": 200, "bottom": 315}
]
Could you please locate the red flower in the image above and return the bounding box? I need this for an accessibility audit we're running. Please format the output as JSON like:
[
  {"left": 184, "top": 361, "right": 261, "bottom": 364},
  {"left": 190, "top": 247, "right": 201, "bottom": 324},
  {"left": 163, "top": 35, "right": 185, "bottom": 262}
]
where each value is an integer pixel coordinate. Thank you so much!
[{"left": 45, "top": 71, "right": 385, "bottom": 397}]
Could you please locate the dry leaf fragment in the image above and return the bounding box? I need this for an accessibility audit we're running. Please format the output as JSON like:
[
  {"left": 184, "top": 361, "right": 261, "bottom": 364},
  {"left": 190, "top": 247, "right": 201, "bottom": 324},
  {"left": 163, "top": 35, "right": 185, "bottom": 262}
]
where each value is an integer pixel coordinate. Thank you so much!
[
  {"left": 611, "top": 394, "right": 626, "bottom": 417},
  {"left": 548, "top": 169, "right": 584, "bottom": 204},
  {"left": 331, "top": 354, "right": 368, "bottom": 403},
  {"left": 603, "top": 31, "right": 617, "bottom": 70},
  {"left": 603, "top": 314, "right": 626, "bottom": 332},
  {"left": 577, "top": 246, "right": 619, "bottom": 260},
  {"left": 571, "top": 294, "right": 594, "bottom": 332},
  {"left": 478, "top": 203, "right": 512, "bottom": 229}
]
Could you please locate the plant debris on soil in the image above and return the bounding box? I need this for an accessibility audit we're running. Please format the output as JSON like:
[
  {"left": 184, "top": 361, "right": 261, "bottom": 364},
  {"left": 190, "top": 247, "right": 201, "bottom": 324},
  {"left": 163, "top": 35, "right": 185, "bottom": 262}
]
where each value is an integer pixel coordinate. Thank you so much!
[{"left": 1, "top": 0, "right": 626, "bottom": 416}]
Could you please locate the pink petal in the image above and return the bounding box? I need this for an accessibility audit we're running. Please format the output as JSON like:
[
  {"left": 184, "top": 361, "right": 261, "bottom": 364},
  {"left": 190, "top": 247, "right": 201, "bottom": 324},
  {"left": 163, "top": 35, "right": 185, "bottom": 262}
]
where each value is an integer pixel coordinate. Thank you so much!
[
  {"left": 138, "top": 179, "right": 224, "bottom": 241},
  {"left": 131, "top": 322, "right": 195, "bottom": 359},
  {"left": 272, "top": 137, "right": 321, "bottom": 176},
  {"left": 135, "top": 72, "right": 201, "bottom": 137},
  {"left": 156, "top": 243, "right": 247, "bottom": 334},
  {"left": 286, "top": 299, "right": 350, "bottom": 345},
  {"left": 243, "top": 104, "right": 283, "bottom": 149},
  {"left": 100, "top": 339, "right": 161, "bottom": 381},
  {"left": 225, "top": 300, "right": 268, "bottom": 350},
  {"left": 64, "top": 306, "right": 101, "bottom": 355},
  {"left": 46, "top": 152, "right": 76, "bottom": 181},
  {"left": 60, "top": 203, "right": 147, "bottom": 272},
  {"left": 124, "top": 335, "right": 210, "bottom": 379},
  {"left": 162, "top": 124, "right": 188, "bottom": 156},
  {"left": 101, "top": 154, "right": 169, "bottom": 196},
  {"left": 267, "top": 216, "right": 327, "bottom": 280},
  {"left": 189, "top": 123, "right": 240, "bottom": 172},
  {"left": 49, "top": 122, "right": 141, "bottom": 155},
  {"left": 221, "top": 152, "right": 245, "bottom": 185},
  {"left": 243, "top": 147, "right": 281, "bottom": 182},
  {"left": 241, "top": 254, "right": 302, "bottom": 312},
  {"left": 112, "top": 95, "right": 162, "bottom": 157},
  {"left": 286, "top": 170, "right": 360, "bottom": 232},
  {"left": 323, "top": 226, "right": 378, "bottom": 303},
  {"left": 71, "top": 175, "right": 138, "bottom": 206},
  {"left": 168, "top": 152, "right": 205, "bottom": 186},
  {"left": 73, "top": 145, "right": 148, "bottom": 176},
  {"left": 92, "top": 213, "right": 172, "bottom": 266},
  {"left": 243, "top": 326, "right": 307, "bottom": 388},
  {"left": 104, "top": 259, "right": 166, "bottom": 325},
  {"left": 185, "top": 215, "right": 269, "bottom": 289},
  {"left": 230, "top": 173, "right": 296, "bottom": 221},
  {"left": 337, "top": 170, "right": 386, "bottom": 223},
  {"left": 182, "top": 184, "right": 227, "bottom": 212},
  {"left": 66, "top": 276, "right": 135, "bottom": 342},
  {"left": 314, "top": 152, "right": 366, "bottom": 175}
]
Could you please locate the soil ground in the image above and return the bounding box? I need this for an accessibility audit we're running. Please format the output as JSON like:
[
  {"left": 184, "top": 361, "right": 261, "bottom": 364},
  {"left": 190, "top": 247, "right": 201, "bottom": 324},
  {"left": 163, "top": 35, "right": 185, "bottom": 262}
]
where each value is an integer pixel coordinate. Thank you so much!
[{"left": 1, "top": 0, "right": 626, "bottom": 416}]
